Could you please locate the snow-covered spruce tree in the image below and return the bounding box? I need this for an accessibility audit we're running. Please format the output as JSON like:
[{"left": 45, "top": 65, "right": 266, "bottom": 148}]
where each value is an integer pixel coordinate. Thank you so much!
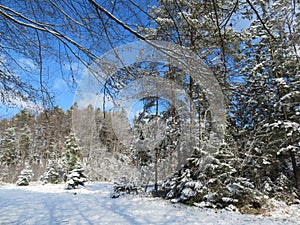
[
  {"left": 11, "top": 110, "right": 34, "bottom": 166},
  {"left": 233, "top": 0, "right": 300, "bottom": 194},
  {"left": 99, "top": 112, "right": 121, "bottom": 154},
  {"left": 63, "top": 132, "right": 81, "bottom": 175},
  {"left": 162, "top": 143, "right": 261, "bottom": 210},
  {"left": 62, "top": 132, "right": 88, "bottom": 189},
  {"left": 40, "top": 159, "right": 61, "bottom": 184},
  {"left": 0, "top": 127, "right": 18, "bottom": 166},
  {"left": 16, "top": 169, "right": 34, "bottom": 186},
  {"left": 17, "top": 125, "right": 33, "bottom": 167},
  {"left": 65, "top": 163, "right": 87, "bottom": 189}
]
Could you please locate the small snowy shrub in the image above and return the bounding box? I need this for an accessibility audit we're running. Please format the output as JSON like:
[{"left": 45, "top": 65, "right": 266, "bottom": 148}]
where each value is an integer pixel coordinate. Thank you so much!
[
  {"left": 16, "top": 169, "right": 34, "bottom": 186},
  {"left": 111, "top": 177, "right": 141, "bottom": 198},
  {"left": 41, "top": 167, "right": 60, "bottom": 185},
  {"left": 65, "top": 163, "right": 87, "bottom": 189},
  {"left": 40, "top": 160, "right": 61, "bottom": 184}
]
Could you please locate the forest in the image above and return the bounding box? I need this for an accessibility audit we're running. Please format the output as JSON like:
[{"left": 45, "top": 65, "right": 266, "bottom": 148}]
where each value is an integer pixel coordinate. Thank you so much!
[{"left": 0, "top": 0, "right": 299, "bottom": 212}]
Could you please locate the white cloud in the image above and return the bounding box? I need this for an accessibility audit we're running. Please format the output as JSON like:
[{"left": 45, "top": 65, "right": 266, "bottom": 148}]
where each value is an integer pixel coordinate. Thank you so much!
[
  {"left": 18, "top": 58, "right": 37, "bottom": 71},
  {"left": 75, "top": 70, "right": 115, "bottom": 110},
  {"left": 76, "top": 91, "right": 98, "bottom": 109},
  {"left": 76, "top": 91, "right": 114, "bottom": 110},
  {"left": 53, "top": 78, "right": 68, "bottom": 90}
]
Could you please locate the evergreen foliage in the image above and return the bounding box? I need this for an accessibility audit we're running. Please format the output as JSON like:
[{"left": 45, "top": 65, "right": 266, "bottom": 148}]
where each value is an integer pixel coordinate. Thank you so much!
[
  {"left": 16, "top": 169, "right": 34, "bottom": 186},
  {"left": 65, "top": 163, "right": 87, "bottom": 189},
  {"left": 162, "top": 144, "right": 262, "bottom": 209},
  {"left": 0, "top": 128, "right": 18, "bottom": 166},
  {"left": 64, "top": 132, "right": 81, "bottom": 173},
  {"left": 40, "top": 159, "right": 61, "bottom": 184},
  {"left": 111, "top": 177, "right": 142, "bottom": 198}
]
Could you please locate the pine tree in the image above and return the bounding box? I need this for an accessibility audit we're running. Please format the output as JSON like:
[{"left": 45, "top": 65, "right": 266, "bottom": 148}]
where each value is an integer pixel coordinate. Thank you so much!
[
  {"left": 0, "top": 127, "right": 18, "bottom": 166},
  {"left": 233, "top": 0, "right": 300, "bottom": 191},
  {"left": 162, "top": 143, "right": 261, "bottom": 209},
  {"left": 63, "top": 132, "right": 81, "bottom": 174},
  {"left": 98, "top": 111, "right": 122, "bottom": 155},
  {"left": 35, "top": 106, "right": 68, "bottom": 167},
  {"left": 11, "top": 110, "right": 34, "bottom": 166},
  {"left": 18, "top": 125, "right": 32, "bottom": 166},
  {"left": 16, "top": 169, "right": 34, "bottom": 186},
  {"left": 40, "top": 159, "right": 61, "bottom": 184},
  {"left": 65, "top": 163, "right": 87, "bottom": 189}
]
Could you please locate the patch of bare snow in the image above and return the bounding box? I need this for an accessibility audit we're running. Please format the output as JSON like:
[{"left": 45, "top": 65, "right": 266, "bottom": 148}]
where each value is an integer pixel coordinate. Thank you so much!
[
  {"left": 0, "top": 182, "right": 299, "bottom": 225},
  {"left": 263, "top": 198, "right": 300, "bottom": 219}
]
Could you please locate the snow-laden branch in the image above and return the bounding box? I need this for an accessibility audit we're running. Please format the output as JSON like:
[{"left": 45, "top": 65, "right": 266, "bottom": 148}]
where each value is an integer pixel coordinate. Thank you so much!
[{"left": 245, "top": 0, "right": 277, "bottom": 40}]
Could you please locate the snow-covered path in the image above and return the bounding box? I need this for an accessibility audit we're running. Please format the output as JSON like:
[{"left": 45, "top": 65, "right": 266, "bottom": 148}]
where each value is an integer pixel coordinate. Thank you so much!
[{"left": 0, "top": 183, "right": 299, "bottom": 225}]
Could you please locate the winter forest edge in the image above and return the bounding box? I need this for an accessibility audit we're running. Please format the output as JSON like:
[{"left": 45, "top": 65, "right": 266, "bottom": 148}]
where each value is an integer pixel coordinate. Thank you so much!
[{"left": 0, "top": 0, "right": 300, "bottom": 216}]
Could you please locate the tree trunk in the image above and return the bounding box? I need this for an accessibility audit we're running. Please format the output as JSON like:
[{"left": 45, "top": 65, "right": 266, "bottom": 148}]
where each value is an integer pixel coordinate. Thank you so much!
[
  {"left": 289, "top": 150, "right": 300, "bottom": 189},
  {"left": 154, "top": 87, "right": 159, "bottom": 192},
  {"left": 189, "top": 76, "right": 194, "bottom": 149}
]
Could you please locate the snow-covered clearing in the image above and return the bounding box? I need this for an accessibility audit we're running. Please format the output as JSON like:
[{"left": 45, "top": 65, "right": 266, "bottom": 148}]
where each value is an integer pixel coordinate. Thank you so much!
[{"left": 0, "top": 182, "right": 299, "bottom": 225}]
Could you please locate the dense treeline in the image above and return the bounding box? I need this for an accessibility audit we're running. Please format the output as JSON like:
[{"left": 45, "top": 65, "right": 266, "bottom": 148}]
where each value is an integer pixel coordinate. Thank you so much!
[
  {"left": 0, "top": 105, "right": 127, "bottom": 183},
  {"left": 0, "top": 107, "right": 72, "bottom": 182}
]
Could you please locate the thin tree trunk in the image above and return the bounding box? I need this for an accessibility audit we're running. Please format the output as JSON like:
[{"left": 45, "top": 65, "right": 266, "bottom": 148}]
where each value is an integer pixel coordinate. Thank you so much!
[
  {"left": 189, "top": 76, "right": 195, "bottom": 151},
  {"left": 170, "top": 68, "right": 176, "bottom": 154},
  {"left": 289, "top": 150, "right": 300, "bottom": 189},
  {"left": 199, "top": 108, "right": 203, "bottom": 151},
  {"left": 154, "top": 85, "right": 159, "bottom": 192},
  {"left": 103, "top": 83, "right": 107, "bottom": 119}
]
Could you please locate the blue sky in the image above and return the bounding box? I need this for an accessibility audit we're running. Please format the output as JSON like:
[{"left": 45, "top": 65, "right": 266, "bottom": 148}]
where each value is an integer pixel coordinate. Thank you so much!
[
  {"left": 0, "top": 1, "right": 252, "bottom": 119},
  {"left": 0, "top": 55, "right": 79, "bottom": 118}
]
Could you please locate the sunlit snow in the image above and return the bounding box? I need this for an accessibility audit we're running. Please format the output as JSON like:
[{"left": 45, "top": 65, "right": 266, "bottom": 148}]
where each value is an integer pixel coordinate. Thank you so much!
[{"left": 0, "top": 183, "right": 299, "bottom": 225}]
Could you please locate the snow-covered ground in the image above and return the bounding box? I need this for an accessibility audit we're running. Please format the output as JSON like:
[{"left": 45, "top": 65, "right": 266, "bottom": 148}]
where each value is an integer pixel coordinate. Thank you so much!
[{"left": 0, "top": 182, "right": 299, "bottom": 225}]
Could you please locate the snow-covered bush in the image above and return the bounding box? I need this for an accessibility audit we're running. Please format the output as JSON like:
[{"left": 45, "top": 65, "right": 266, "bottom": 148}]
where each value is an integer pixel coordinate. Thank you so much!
[
  {"left": 41, "top": 167, "right": 60, "bottom": 185},
  {"left": 111, "top": 177, "right": 142, "bottom": 198},
  {"left": 40, "top": 160, "right": 61, "bottom": 184},
  {"left": 65, "top": 163, "right": 87, "bottom": 189},
  {"left": 162, "top": 144, "right": 262, "bottom": 210},
  {"left": 16, "top": 169, "right": 34, "bottom": 186}
]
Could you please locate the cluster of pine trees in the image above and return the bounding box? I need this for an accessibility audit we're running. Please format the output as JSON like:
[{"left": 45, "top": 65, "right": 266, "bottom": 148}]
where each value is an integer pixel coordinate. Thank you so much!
[
  {"left": 0, "top": 104, "right": 142, "bottom": 185},
  {"left": 0, "top": 106, "right": 84, "bottom": 185}
]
